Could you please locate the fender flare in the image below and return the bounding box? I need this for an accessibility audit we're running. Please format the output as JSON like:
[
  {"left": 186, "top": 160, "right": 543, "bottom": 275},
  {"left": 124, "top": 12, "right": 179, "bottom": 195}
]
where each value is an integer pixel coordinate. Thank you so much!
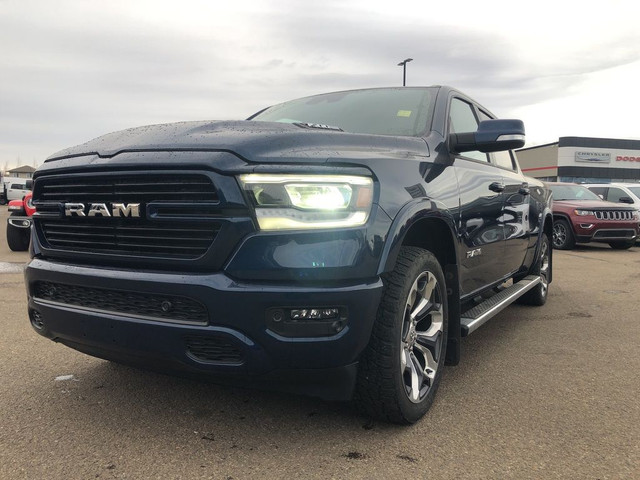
[{"left": 377, "top": 199, "right": 459, "bottom": 276}]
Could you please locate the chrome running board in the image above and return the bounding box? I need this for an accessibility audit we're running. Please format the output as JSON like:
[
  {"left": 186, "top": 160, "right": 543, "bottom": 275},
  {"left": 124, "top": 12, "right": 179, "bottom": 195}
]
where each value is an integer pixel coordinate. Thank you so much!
[{"left": 460, "top": 275, "right": 541, "bottom": 337}]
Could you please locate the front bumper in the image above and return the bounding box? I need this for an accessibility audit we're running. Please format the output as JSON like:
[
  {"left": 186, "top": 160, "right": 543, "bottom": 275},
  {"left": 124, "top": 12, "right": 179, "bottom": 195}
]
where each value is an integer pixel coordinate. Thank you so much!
[
  {"left": 25, "top": 258, "right": 383, "bottom": 400},
  {"left": 571, "top": 220, "right": 638, "bottom": 244}
]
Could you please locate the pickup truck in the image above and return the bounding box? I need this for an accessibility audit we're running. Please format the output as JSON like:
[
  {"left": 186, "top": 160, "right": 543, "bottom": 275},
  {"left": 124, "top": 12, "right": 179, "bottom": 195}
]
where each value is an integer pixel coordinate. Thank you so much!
[{"left": 24, "top": 86, "right": 553, "bottom": 424}]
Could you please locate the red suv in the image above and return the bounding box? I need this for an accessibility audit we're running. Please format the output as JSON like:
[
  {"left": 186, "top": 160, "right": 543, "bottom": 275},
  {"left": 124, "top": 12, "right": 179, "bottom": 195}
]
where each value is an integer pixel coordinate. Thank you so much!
[{"left": 547, "top": 182, "right": 639, "bottom": 250}]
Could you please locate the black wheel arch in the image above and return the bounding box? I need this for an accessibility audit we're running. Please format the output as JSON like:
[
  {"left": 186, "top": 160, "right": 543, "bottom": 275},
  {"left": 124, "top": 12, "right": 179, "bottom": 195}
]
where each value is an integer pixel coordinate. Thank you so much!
[{"left": 552, "top": 212, "right": 574, "bottom": 233}]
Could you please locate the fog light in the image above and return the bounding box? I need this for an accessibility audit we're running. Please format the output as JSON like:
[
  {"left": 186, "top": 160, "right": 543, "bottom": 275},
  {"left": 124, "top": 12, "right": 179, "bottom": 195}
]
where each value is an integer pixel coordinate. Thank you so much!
[
  {"left": 579, "top": 223, "right": 594, "bottom": 229},
  {"left": 266, "top": 306, "right": 347, "bottom": 338},
  {"left": 29, "top": 309, "right": 45, "bottom": 330},
  {"left": 291, "top": 308, "right": 339, "bottom": 320}
]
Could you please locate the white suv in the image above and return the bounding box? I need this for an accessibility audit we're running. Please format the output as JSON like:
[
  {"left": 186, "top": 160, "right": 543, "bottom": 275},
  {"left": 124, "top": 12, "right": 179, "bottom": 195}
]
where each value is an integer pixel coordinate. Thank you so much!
[{"left": 584, "top": 183, "right": 640, "bottom": 208}]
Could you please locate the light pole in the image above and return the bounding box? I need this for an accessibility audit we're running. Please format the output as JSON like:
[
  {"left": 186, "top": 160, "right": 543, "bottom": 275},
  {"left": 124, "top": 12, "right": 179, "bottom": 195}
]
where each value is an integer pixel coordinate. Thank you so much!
[{"left": 397, "top": 58, "right": 413, "bottom": 86}]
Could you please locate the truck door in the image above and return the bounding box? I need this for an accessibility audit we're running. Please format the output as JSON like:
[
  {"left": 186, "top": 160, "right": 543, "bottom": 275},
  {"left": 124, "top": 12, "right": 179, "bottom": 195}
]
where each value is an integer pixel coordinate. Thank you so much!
[
  {"left": 449, "top": 97, "right": 505, "bottom": 296},
  {"left": 496, "top": 152, "right": 531, "bottom": 274}
]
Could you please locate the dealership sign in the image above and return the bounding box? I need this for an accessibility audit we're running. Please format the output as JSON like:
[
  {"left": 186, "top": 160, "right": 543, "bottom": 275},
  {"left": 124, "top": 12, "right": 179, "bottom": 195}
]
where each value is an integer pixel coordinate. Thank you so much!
[
  {"left": 617, "top": 156, "right": 640, "bottom": 162},
  {"left": 575, "top": 151, "right": 611, "bottom": 163}
]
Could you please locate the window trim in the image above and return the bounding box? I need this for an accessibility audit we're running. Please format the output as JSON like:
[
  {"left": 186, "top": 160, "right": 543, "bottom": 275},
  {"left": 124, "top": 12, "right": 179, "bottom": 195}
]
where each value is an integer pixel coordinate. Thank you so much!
[{"left": 447, "top": 96, "right": 490, "bottom": 164}]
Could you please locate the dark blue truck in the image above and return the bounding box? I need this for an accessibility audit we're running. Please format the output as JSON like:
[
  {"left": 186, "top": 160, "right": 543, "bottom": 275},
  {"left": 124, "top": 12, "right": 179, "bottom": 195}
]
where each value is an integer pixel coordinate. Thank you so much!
[{"left": 25, "top": 86, "right": 552, "bottom": 424}]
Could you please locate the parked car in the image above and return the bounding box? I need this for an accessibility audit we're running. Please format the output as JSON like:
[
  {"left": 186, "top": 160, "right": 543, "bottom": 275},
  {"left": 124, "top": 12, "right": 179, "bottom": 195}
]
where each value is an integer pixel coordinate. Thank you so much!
[
  {"left": 547, "top": 182, "right": 639, "bottom": 249},
  {"left": 7, "top": 191, "right": 34, "bottom": 251}
]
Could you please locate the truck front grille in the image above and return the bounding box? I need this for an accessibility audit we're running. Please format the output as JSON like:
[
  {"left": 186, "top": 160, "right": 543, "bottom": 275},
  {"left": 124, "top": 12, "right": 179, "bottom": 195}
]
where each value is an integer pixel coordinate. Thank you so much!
[
  {"left": 38, "top": 218, "right": 220, "bottom": 258},
  {"left": 33, "top": 172, "right": 221, "bottom": 260},
  {"left": 36, "top": 173, "right": 218, "bottom": 203},
  {"left": 33, "top": 281, "right": 209, "bottom": 325},
  {"left": 594, "top": 210, "right": 634, "bottom": 220}
]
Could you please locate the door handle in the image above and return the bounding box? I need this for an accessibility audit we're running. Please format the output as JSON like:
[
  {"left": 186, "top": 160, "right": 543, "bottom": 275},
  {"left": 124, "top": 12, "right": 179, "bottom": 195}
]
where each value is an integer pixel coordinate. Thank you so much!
[
  {"left": 519, "top": 183, "right": 530, "bottom": 195},
  {"left": 489, "top": 182, "right": 505, "bottom": 193}
]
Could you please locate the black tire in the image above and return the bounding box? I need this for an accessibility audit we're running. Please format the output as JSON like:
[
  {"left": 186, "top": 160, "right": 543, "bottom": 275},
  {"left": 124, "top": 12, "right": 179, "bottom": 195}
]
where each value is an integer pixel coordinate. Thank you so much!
[
  {"left": 608, "top": 240, "right": 634, "bottom": 250},
  {"left": 6, "top": 215, "right": 31, "bottom": 251},
  {"left": 518, "top": 234, "right": 550, "bottom": 306},
  {"left": 552, "top": 219, "right": 575, "bottom": 250},
  {"left": 355, "top": 247, "right": 448, "bottom": 424}
]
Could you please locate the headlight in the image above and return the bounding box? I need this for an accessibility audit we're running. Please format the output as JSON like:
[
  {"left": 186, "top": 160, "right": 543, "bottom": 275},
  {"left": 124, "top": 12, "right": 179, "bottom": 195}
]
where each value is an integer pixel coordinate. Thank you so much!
[
  {"left": 574, "top": 209, "right": 595, "bottom": 216},
  {"left": 238, "top": 174, "right": 373, "bottom": 230}
]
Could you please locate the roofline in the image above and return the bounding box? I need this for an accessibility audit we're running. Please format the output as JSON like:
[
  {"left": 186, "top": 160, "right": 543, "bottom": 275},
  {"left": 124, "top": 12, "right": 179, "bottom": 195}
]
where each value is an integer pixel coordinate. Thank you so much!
[
  {"left": 516, "top": 141, "right": 558, "bottom": 152},
  {"left": 558, "top": 136, "right": 640, "bottom": 150}
]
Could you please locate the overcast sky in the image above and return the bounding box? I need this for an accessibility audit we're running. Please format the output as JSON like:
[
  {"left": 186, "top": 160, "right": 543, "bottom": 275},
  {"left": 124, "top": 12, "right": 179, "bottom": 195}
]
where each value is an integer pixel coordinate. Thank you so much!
[{"left": 1, "top": 0, "right": 639, "bottom": 170}]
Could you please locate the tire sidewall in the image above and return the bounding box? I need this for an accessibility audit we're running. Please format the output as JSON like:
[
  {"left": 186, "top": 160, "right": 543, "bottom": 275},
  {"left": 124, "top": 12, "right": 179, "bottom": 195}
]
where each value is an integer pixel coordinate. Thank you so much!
[
  {"left": 521, "top": 234, "right": 550, "bottom": 306},
  {"left": 6, "top": 221, "right": 30, "bottom": 251},
  {"left": 387, "top": 249, "right": 448, "bottom": 422}
]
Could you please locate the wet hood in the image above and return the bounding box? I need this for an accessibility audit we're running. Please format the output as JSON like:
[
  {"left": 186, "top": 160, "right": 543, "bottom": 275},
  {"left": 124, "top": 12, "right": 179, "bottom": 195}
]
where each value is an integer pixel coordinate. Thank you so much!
[{"left": 45, "top": 120, "right": 429, "bottom": 164}]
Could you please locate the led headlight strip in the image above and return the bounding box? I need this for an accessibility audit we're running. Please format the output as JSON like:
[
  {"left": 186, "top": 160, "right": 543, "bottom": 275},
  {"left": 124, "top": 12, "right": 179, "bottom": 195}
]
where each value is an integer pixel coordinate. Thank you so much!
[{"left": 238, "top": 174, "right": 373, "bottom": 230}]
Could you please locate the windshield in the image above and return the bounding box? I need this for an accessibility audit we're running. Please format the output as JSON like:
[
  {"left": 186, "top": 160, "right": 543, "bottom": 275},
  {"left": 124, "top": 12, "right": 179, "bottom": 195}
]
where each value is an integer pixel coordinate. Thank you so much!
[
  {"left": 250, "top": 87, "right": 436, "bottom": 137},
  {"left": 549, "top": 184, "right": 603, "bottom": 201}
]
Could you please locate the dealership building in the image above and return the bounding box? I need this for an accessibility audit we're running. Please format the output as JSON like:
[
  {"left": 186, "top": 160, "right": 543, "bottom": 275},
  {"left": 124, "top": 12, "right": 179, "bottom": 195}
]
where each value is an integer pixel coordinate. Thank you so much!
[{"left": 516, "top": 137, "right": 640, "bottom": 183}]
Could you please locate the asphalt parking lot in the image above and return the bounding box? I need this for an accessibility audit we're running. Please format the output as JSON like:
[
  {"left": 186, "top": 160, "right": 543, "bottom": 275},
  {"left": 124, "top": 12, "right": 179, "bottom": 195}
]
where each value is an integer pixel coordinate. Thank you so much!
[{"left": 1, "top": 207, "right": 639, "bottom": 479}]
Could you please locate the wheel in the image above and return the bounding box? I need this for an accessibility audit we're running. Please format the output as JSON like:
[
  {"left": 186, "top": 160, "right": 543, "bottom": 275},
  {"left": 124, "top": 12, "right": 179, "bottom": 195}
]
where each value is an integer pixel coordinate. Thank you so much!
[
  {"left": 552, "top": 219, "right": 575, "bottom": 250},
  {"left": 518, "top": 234, "right": 550, "bottom": 306},
  {"left": 608, "top": 240, "right": 634, "bottom": 250},
  {"left": 6, "top": 215, "right": 31, "bottom": 251},
  {"left": 355, "top": 247, "right": 448, "bottom": 424}
]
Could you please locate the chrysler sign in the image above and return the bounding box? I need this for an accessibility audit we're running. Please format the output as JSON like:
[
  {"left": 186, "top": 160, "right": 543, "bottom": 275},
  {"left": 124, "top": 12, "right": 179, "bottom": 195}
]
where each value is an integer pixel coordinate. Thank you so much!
[{"left": 575, "top": 151, "right": 611, "bottom": 163}]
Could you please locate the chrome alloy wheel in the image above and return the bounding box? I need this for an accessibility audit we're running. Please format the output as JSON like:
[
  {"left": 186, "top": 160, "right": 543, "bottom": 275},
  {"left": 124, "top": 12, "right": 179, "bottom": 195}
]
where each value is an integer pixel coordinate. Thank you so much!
[
  {"left": 552, "top": 222, "right": 567, "bottom": 248},
  {"left": 400, "top": 271, "right": 444, "bottom": 403}
]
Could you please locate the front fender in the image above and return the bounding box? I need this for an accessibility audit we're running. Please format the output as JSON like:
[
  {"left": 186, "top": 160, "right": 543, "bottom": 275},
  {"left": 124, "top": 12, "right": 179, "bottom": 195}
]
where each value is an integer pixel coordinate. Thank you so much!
[{"left": 377, "top": 198, "right": 459, "bottom": 275}]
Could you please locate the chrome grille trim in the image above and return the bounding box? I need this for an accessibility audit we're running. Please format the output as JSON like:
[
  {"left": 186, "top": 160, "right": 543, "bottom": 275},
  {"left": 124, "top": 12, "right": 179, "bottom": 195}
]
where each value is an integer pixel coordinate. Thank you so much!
[
  {"left": 594, "top": 210, "right": 634, "bottom": 220},
  {"left": 33, "top": 172, "right": 221, "bottom": 259}
]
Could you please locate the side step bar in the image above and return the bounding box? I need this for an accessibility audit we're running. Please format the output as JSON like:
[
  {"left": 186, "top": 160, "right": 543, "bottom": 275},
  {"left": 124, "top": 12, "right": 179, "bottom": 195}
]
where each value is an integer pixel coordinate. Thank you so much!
[{"left": 460, "top": 275, "right": 541, "bottom": 337}]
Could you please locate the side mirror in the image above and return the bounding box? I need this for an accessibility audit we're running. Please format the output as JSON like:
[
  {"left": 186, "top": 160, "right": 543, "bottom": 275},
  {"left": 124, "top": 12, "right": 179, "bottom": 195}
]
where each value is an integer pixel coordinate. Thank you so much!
[
  {"left": 619, "top": 196, "right": 634, "bottom": 204},
  {"left": 450, "top": 119, "right": 525, "bottom": 154},
  {"left": 25, "top": 179, "right": 33, "bottom": 190}
]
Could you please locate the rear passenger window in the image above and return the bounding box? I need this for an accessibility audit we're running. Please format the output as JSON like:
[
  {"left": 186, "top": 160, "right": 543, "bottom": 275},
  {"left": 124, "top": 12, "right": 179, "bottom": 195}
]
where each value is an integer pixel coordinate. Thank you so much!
[
  {"left": 607, "top": 187, "right": 630, "bottom": 203},
  {"left": 588, "top": 187, "right": 606, "bottom": 199},
  {"left": 449, "top": 98, "right": 488, "bottom": 162}
]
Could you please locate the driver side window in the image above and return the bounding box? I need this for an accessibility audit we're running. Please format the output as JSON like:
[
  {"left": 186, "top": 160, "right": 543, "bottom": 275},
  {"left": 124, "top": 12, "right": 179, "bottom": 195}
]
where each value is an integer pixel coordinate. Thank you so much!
[{"left": 449, "top": 98, "right": 488, "bottom": 162}]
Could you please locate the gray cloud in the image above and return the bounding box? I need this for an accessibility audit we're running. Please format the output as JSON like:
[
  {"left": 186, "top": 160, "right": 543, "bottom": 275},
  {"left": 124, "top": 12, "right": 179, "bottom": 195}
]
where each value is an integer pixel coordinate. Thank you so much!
[{"left": 1, "top": 0, "right": 639, "bottom": 166}]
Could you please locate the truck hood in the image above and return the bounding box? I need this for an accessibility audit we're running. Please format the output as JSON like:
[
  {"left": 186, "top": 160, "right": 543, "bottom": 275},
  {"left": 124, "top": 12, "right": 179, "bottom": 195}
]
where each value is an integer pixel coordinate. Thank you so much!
[{"left": 45, "top": 120, "right": 429, "bottom": 164}]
